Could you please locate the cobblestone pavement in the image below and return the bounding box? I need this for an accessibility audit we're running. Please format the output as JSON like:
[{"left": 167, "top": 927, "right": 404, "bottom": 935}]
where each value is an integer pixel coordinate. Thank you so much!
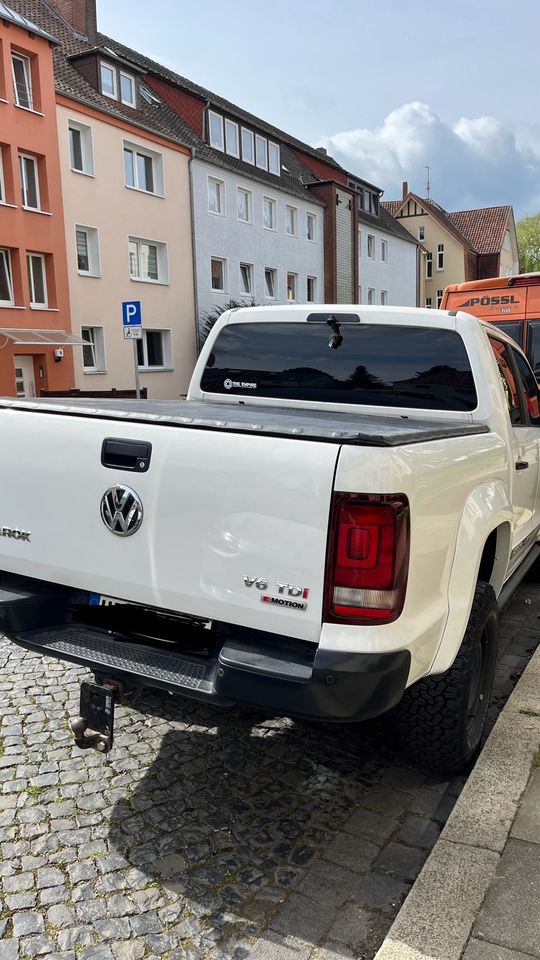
[{"left": 1, "top": 584, "right": 539, "bottom": 960}]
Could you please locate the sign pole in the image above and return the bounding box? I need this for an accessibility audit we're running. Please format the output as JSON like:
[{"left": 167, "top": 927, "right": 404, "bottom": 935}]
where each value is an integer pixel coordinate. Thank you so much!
[{"left": 132, "top": 338, "right": 141, "bottom": 400}]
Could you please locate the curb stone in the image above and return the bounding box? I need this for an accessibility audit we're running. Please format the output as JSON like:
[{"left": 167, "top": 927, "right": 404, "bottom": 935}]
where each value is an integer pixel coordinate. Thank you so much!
[{"left": 373, "top": 644, "right": 540, "bottom": 960}]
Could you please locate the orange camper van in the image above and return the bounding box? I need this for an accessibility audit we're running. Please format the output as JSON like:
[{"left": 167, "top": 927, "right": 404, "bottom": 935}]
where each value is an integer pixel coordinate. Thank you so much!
[{"left": 441, "top": 273, "right": 540, "bottom": 378}]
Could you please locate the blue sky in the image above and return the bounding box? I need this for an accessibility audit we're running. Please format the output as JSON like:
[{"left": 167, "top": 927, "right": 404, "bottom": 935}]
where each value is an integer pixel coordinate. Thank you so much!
[{"left": 99, "top": 0, "right": 540, "bottom": 218}]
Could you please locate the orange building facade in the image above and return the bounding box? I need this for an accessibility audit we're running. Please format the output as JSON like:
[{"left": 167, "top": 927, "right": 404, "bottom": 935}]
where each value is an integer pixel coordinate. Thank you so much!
[{"left": 0, "top": 6, "right": 76, "bottom": 397}]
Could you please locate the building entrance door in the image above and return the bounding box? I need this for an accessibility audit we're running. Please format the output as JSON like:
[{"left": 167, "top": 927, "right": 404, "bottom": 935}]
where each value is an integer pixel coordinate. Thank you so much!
[{"left": 14, "top": 356, "right": 36, "bottom": 397}]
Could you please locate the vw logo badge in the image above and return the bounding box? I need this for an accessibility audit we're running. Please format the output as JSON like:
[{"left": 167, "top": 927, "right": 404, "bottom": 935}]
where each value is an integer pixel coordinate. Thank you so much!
[{"left": 100, "top": 485, "right": 143, "bottom": 537}]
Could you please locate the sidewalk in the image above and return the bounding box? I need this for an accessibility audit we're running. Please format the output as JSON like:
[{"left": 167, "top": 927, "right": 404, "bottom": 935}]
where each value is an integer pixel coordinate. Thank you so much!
[{"left": 374, "top": 644, "right": 540, "bottom": 960}]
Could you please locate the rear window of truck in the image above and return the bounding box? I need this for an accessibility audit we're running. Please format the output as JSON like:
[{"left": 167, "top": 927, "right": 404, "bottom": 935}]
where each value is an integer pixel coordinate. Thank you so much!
[{"left": 200, "top": 323, "right": 478, "bottom": 411}]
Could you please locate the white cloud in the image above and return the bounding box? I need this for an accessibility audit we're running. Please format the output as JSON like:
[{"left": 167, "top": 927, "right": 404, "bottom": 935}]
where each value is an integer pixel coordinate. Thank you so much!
[{"left": 321, "top": 102, "right": 540, "bottom": 217}]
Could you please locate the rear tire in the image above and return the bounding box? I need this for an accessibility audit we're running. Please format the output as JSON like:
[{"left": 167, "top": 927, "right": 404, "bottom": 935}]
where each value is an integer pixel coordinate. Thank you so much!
[{"left": 397, "top": 581, "right": 498, "bottom": 774}]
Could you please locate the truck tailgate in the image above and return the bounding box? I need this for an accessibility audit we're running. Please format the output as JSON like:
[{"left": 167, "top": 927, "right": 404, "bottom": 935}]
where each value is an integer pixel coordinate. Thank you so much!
[{"left": 0, "top": 410, "right": 339, "bottom": 643}]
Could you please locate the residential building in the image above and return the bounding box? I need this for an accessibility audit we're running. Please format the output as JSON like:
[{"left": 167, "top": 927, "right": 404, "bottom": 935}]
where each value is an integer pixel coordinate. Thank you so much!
[
  {"left": 383, "top": 183, "right": 519, "bottom": 308},
  {"left": 357, "top": 201, "right": 418, "bottom": 307},
  {"left": 8, "top": 0, "right": 197, "bottom": 398},
  {"left": 0, "top": 3, "right": 77, "bottom": 397}
]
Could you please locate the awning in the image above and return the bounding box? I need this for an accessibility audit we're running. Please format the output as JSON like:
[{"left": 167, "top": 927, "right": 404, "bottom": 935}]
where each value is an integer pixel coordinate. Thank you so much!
[{"left": 0, "top": 329, "right": 87, "bottom": 346}]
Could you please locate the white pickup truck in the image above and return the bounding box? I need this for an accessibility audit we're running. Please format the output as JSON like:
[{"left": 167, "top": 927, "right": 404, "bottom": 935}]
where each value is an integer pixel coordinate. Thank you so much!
[{"left": 1, "top": 305, "right": 539, "bottom": 772}]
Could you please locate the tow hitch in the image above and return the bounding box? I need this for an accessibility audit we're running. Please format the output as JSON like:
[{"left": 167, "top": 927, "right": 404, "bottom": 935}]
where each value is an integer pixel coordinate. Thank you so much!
[{"left": 70, "top": 679, "right": 125, "bottom": 753}]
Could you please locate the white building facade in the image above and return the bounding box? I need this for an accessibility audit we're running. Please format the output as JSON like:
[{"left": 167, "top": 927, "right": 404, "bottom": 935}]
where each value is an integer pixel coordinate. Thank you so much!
[
  {"left": 191, "top": 158, "right": 325, "bottom": 333},
  {"left": 358, "top": 217, "right": 418, "bottom": 307}
]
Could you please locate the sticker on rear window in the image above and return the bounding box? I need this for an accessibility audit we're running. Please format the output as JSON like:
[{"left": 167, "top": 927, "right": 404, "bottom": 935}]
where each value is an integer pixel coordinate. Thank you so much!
[{"left": 224, "top": 378, "right": 257, "bottom": 390}]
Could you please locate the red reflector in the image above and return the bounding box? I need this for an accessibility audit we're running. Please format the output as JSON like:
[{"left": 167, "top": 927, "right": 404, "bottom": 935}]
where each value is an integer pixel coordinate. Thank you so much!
[
  {"left": 509, "top": 274, "right": 540, "bottom": 287},
  {"left": 324, "top": 494, "right": 410, "bottom": 625}
]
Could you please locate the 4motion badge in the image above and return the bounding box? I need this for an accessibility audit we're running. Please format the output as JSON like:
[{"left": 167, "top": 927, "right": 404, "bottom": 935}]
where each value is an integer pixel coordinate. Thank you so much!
[{"left": 244, "top": 576, "right": 309, "bottom": 612}]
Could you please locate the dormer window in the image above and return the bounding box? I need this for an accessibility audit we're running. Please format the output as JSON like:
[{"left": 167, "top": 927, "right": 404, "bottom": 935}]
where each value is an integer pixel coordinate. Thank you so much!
[
  {"left": 100, "top": 62, "right": 117, "bottom": 99},
  {"left": 208, "top": 111, "right": 224, "bottom": 151},
  {"left": 120, "top": 72, "right": 135, "bottom": 107},
  {"left": 206, "top": 109, "right": 281, "bottom": 175}
]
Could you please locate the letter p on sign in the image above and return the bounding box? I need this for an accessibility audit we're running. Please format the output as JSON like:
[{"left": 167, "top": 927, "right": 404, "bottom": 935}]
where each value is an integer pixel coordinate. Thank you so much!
[{"left": 122, "top": 300, "right": 142, "bottom": 327}]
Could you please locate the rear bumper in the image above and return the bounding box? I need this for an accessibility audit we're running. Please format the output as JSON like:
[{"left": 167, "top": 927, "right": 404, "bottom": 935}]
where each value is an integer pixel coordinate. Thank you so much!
[{"left": 1, "top": 574, "right": 410, "bottom": 722}]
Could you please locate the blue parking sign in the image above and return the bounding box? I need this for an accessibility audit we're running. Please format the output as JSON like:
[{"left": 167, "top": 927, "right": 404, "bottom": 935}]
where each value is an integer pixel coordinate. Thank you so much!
[{"left": 122, "top": 300, "right": 142, "bottom": 326}]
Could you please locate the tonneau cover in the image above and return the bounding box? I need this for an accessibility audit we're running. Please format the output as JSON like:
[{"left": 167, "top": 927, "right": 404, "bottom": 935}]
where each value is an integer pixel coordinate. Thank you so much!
[{"left": 0, "top": 397, "right": 489, "bottom": 447}]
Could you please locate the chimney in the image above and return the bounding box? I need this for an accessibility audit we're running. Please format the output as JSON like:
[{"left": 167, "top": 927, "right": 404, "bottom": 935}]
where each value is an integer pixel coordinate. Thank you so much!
[
  {"left": 402, "top": 180, "right": 409, "bottom": 200},
  {"left": 316, "top": 147, "right": 328, "bottom": 156},
  {"left": 48, "top": 0, "right": 97, "bottom": 42}
]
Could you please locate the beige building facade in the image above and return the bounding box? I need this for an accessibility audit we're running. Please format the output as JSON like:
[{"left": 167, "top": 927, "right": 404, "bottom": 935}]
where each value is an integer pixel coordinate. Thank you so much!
[{"left": 57, "top": 98, "right": 196, "bottom": 398}]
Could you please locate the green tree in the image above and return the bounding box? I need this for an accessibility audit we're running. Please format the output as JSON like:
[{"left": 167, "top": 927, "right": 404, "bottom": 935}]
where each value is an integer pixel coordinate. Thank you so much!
[{"left": 516, "top": 213, "right": 540, "bottom": 273}]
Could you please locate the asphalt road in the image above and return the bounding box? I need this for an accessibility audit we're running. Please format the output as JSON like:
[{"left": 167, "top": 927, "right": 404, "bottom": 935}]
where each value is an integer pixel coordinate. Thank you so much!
[{"left": 0, "top": 582, "right": 538, "bottom": 960}]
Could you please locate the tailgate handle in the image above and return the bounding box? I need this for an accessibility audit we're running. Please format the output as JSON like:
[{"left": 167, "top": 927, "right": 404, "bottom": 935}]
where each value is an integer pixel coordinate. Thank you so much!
[{"left": 101, "top": 438, "right": 152, "bottom": 473}]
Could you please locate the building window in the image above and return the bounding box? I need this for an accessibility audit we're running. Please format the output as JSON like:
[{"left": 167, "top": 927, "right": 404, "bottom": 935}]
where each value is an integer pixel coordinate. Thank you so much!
[
  {"left": 437, "top": 243, "right": 444, "bottom": 270},
  {"left": 81, "top": 326, "right": 105, "bottom": 371},
  {"left": 100, "top": 62, "right": 117, "bottom": 99},
  {"left": 208, "top": 111, "right": 224, "bottom": 151},
  {"left": 76, "top": 226, "right": 100, "bottom": 276},
  {"left": 367, "top": 235, "right": 375, "bottom": 259},
  {"left": 381, "top": 290, "right": 388, "bottom": 305},
  {"left": 381, "top": 240, "right": 388, "bottom": 262},
  {"left": 307, "top": 277, "right": 316, "bottom": 303},
  {"left": 426, "top": 251, "right": 433, "bottom": 279},
  {"left": 19, "top": 154, "right": 40, "bottom": 210},
  {"left": 263, "top": 196, "right": 276, "bottom": 230},
  {"left": 0, "top": 249, "right": 14, "bottom": 305},
  {"left": 123, "top": 143, "right": 163, "bottom": 195},
  {"left": 241, "top": 128, "right": 254, "bottom": 164},
  {"left": 358, "top": 285, "right": 362, "bottom": 304},
  {"left": 306, "top": 213, "right": 317, "bottom": 242},
  {"left": 68, "top": 121, "right": 94, "bottom": 175},
  {"left": 129, "top": 237, "right": 167, "bottom": 283},
  {"left": 268, "top": 142, "right": 280, "bottom": 175},
  {"left": 265, "top": 267, "right": 276, "bottom": 299},
  {"left": 119, "top": 72, "right": 135, "bottom": 107},
  {"left": 418, "top": 226, "right": 425, "bottom": 241},
  {"left": 208, "top": 177, "right": 224, "bottom": 216},
  {"left": 240, "top": 262, "right": 253, "bottom": 295},
  {"left": 211, "top": 257, "right": 226, "bottom": 292},
  {"left": 286, "top": 205, "right": 297, "bottom": 237},
  {"left": 287, "top": 272, "right": 297, "bottom": 302},
  {"left": 225, "top": 119, "right": 239, "bottom": 157},
  {"left": 425, "top": 297, "right": 432, "bottom": 308},
  {"left": 255, "top": 135, "right": 267, "bottom": 169},
  {"left": 11, "top": 53, "right": 32, "bottom": 110},
  {"left": 27, "top": 253, "right": 47, "bottom": 307},
  {"left": 0, "top": 149, "right": 5, "bottom": 204},
  {"left": 437, "top": 289, "right": 443, "bottom": 308},
  {"left": 237, "top": 187, "right": 251, "bottom": 223},
  {"left": 136, "top": 330, "right": 172, "bottom": 370},
  {"left": 367, "top": 287, "right": 375, "bottom": 304}
]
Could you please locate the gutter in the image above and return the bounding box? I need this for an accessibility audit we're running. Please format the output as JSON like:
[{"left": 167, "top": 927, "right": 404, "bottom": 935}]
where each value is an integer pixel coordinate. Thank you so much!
[{"left": 188, "top": 152, "right": 202, "bottom": 355}]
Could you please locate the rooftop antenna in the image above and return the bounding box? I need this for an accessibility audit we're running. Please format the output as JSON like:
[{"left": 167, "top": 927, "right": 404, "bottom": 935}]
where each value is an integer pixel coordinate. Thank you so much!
[{"left": 423, "top": 164, "right": 431, "bottom": 200}]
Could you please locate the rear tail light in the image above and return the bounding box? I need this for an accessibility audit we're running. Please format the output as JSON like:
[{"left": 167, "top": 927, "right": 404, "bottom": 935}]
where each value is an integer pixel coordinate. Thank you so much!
[
  {"left": 509, "top": 274, "right": 540, "bottom": 287},
  {"left": 324, "top": 494, "right": 410, "bottom": 625}
]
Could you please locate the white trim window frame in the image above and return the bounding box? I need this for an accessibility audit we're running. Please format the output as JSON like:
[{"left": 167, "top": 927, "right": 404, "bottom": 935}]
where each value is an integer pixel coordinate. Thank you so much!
[
  {"left": 211, "top": 257, "right": 227, "bottom": 292},
  {"left": 237, "top": 186, "right": 252, "bottom": 224},
  {"left": 436, "top": 289, "right": 443, "bottom": 308},
  {"left": 225, "top": 119, "right": 239, "bottom": 158},
  {"left": 307, "top": 276, "right": 316, "bottom": 303},
  {"left": 11, "top": 52, "right": 33, "bottom": 110},
  {"left": 437, "top": 243, "right": 444, "bottom": 270},
  {"left": 239, "top": 262, "right": 253, "bottom": 296},
  {"left": 286, "top": 272, "right": 297, "bottom": 302},
  {"left": 208, "top": 176, "right": 224, "bottom": 216},
  {"left": 0, "top": 147, "right": 5, "bottom": 204},
  {"left": 19, "top": 153, "right": 40, "bottom": 210},
  {"left": 268, "top": 141, "right": 280, "bottom": 176},
  {"left": 381, "top": 239, "right": 388, "bottom": 262},
  {"left": 27, "top": 253, "right": 47, "bottom": 308},
  {"left": 100, "top": 61, "right": 117, "bottom": 100},
  {"left": 426, "top": 251, "right": 433, "bottom": 279},
  {"left": 255, "top": 134, "right": 268, "bottom": 170},
  {"left": 425, "top": 297, "right": 432, "bottom": 308},
  {"left": 0, "top": 248, "right": 14, "bottom": 306},
  {"left": 306, "top": 212, "right": 317, "bottom": 242},
  {"left": 241, "top": 128, "right": 254, "bottom": 164},
  {"left": 263, "top": 196, "right": 276, "bottom": 231},
  {"left": 76, "top": 225, "right": 100, "bottom": 277},
  {"left": 367, "top": 234, "right": 375, "bottom": 259},
  {"left": 128, "top": 237, "right": 168, "bottom": 284},
  {"left": 265, "top": 267, "right": 276, "bottom": 299},
  {"left": 381, "top": 289, "right": 388, "bottom": 305},
  {"left": 367, "top": 287, "right": 375, "bottom": 305},
  {"left": 119, "top": 71, "right": 136, "bottom": 107},
  {"left": 136, "top": 329, "right": 172, "bottom": 371},
  {"left": 286, "top": 205, "right": 297, "bottom": 237},
  {"left": 418, "top": 226, "right": 425, "bottom": 241},
  {"left": 68, "top": 120, "right": 94, "bottom": 176},
  {"left": 81, "top": 326, "right": 106, "bottom": 372},
  {"left": 123, "top": 142, "right": 163, "bottom": 196},
  {"left": 208, "top": 111, "right": 224, "bottom": 151}
]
